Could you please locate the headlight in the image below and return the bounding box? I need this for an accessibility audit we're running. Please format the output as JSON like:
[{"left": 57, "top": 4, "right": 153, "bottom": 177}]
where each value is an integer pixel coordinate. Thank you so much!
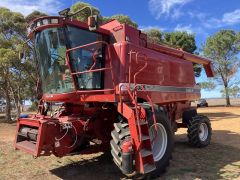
[
  {"left": 51, "top": 19, "right": 58, "bottom": 24},
  {"left": 42, "top": 19, "right": 49, "bottom": 25},
  {"left": 27, "top": 17, "right": 60, "bottom": 38},
  {"left": 36, "top": 21, "right": 41, "bottom": 27}
]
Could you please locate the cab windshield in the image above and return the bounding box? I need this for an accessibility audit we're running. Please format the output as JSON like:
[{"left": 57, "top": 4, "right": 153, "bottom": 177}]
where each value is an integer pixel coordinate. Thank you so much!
[
  {"left": 35, "top": 26, "right": 105, "bottom": 94},
  {"left": 35, "top": 27, "right": 73, "bottom": 94}
]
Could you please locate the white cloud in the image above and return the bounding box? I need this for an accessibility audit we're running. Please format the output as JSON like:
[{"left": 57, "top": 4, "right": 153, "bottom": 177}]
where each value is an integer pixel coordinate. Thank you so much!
[
  {"left": 222, "top": 9, "right": 240, "bottom": 25},
  {"left": 187, "top": 11, "right": 207, "bottom": 21},
  {"left": 140, "top": 24, "right": 209, "bottom": 40},
  {"left": 0, "top": 0, "right": 63, "bottom": 16},
  {"left": 172, "top": 8, "right": 184, "bottom": 19},
  {"left": 188, "top": 9, "right": 240, "bottom": 29},
  {"left": 139, "top": 25, "right": 167, "bottom": 32},
  {"left": 174, "top": 24, "right": 209, "bottom": 38},
  {"left": 174, "top": 24, "right": 193, "bottom": 33},
  {"left": 148, "top": 0, "right": 193, "bottom": 19}
]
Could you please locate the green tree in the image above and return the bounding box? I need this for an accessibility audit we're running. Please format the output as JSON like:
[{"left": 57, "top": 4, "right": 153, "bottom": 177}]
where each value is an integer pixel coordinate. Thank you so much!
[
  {"left": 71, "top": 2, "right": 102, "bottom": 23},
  {"left": 70, "top": 2, "right": 138, "bottom": 28},
  {"left": 144, "top": 28, "right": 163, "bottom": 44},
  {"left": 25, "top": 11, "right": 47, "bottom": 23},
  {"left": 220, "top": 86, "right": 240, "bottom": 98},
  {"left": 0, "top": 7, "right": 26, "bottom": 121},
  {"left": 203, "top": 30, "right": 240, "bottom": 106},
  {"left": 164, "top": 31, "right": 197, "bottom": 53},
  {"left": 200, "top": 81, "right": 216, "bottom": 91},
  {"left": 0, "top": 7, "right": 37, "bottom": 121},
  {"left": 103, "top": 14, "right": 138, "bottom": 28},
  {"left": 164, "top": 31, "right": 201, "bottom": 77},
  {"left": 144, "top": 29, "right": 201, "bottom": 76}
]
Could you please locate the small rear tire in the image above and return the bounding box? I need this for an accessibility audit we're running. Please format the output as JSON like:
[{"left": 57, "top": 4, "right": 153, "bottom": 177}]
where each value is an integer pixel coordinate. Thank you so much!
[{"left": 187, "top": 115, "right": 212, "bottom": 147}]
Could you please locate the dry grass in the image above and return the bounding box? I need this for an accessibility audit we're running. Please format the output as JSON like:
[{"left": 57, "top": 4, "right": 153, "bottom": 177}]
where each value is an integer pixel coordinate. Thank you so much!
[
  {"left": 0, "top": 107, "right": 239, "bottom": 180},
  {"left": 164, "top": 107, "right": 240, "bottom": 179}
]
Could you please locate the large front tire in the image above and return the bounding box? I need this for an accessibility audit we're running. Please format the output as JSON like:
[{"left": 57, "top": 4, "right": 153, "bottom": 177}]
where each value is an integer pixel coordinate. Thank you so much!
[
  {"left": 111, "top": 106, "right": 174, "bottom": 178},
  {"left": 110, "top": 119, "right": 130, "bottom": 170},
  {"left": 145, "top": 105, "right": 174, "bottom": 178}
]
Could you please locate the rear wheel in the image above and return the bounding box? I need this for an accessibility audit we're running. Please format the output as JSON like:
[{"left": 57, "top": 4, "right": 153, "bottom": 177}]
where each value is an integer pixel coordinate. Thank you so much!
[{"left": 187, "top": 115, "right": 212, "bottom": 147}]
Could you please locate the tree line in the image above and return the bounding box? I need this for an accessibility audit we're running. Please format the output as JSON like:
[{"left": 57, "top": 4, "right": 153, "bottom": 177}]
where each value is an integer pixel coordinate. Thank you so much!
[{"left": 0, "top": 2, "right": 239, "bottom": 122}]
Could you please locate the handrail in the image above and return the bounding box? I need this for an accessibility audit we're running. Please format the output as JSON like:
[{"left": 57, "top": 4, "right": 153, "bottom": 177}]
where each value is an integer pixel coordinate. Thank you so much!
[
  {"left": 71, "top": 67, "right": 111, "bottom": 75},
  {"left": 128, "top": 50, "right": 136, "bottom": 85},
  {"left": 89, "top": 51, "right": 97, "bottom": 70},
  {"left": 134, "top": 52, "right": 148, "bottom": 144},
  {"left": 119, "top": 50, "right": 158, "bottom": 144},
  {"left": 65, "top": 41, "right": 115, "bottom": 93},
  {"left": 119, "top": 83, "right": 143, "bottom": 143},
  {"left": 121, "top": 51, "right": 149, "bottom": 144},
  {"left": 134, "top": 52, "right": 148, "bottom": 85},
  {"left": 66, "top": 41, "right": 106, "bottom": 53},
  {"left": 140, "top": 85, "right": 157, "bottom": 131}
]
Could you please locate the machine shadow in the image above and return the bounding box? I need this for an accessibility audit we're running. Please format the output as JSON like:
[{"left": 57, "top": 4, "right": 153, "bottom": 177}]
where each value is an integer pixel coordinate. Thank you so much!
[
  {"left": 166, "top": 130, "right": 240, "bottom": 179},
  {"left": 198, "top": 112, "right": 239, "bottom": 121},
  {"left": 50, "top": 152, "right": 125, "bottom": 180},
  {"left": 50, "top": 130, "right": 240, "bottom": 180}
]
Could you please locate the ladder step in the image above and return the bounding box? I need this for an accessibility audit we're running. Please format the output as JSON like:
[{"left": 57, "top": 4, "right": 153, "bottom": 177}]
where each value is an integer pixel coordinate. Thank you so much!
[
  {"left": 141, "top": 135, "right": 150, "bottom": 141},
  {"left": 140, "top": 149, "right": 152, "bottom": 157},
  {"left": 143, "top": 163, "right": 156, "bottom": 174}
]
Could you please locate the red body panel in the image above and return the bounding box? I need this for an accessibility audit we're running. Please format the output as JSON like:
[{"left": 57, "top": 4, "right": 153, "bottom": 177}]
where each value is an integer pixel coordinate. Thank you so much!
[
  {"left": 27, "top": 17, "right": 213, "bottom": 103},
  {"left": 29, "top": 16, "right": 213, "bottom": 104}
]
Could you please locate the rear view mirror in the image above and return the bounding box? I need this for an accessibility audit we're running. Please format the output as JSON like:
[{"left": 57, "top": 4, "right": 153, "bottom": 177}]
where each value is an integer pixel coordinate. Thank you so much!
[{"left": 88, "top": 15, "right": 98, "bottom": 31}]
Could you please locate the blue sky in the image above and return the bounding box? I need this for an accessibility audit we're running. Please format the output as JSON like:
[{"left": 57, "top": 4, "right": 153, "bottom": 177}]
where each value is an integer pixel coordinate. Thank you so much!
[{"left": 1, "top": 0, "right": 240, "bottom": 98}]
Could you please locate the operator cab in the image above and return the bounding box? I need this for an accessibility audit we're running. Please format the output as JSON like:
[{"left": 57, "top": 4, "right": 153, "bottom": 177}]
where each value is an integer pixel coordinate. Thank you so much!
[{"left": 27, "top": 16, "right": 110, "bottom": 101}]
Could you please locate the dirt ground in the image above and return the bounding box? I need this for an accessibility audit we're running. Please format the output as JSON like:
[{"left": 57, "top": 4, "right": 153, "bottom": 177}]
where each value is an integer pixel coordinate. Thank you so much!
[{"left": 0, "top": 107, "right": 239, "bottom": 180}]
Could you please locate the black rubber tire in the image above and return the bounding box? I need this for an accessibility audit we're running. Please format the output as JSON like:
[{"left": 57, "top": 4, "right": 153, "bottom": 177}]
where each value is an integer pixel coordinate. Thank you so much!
[
  {"left": 111, "top": 117, "right": 148, "bottom": 179},
  {"left": 110, "top": 119, "right": 130, "bottom": 169},
  {"left": 187, "top": 115, "right": 212, "bottom": 147},
  {"left": 143, "top": 105, "right": 174, "bottom": 178},
  {"left": 111, "top": 106, "right": 174, "bottom": 178}
]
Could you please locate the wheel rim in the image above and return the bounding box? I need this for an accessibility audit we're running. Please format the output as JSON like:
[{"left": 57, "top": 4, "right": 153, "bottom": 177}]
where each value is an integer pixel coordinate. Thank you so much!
[
  {"left": 149, "top": 123, "right": 168, "bottom": 162},
  {"left": 198, "top": 123, "right": 208, "bottom": 141}
]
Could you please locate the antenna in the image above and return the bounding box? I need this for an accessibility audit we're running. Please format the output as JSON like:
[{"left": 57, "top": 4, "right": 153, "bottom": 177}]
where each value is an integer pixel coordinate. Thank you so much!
[
  {"left": 58, "top": 6, "right": 98, "bottom": 31},
  {"left": 58, "top": 8, "right": 71, "bottom": 17}
]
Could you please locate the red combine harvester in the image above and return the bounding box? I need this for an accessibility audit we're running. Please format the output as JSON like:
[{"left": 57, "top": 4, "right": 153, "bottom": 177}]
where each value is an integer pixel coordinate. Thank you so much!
[{"left": 15, "top": 7, "right": 214, "bottom": 178}]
